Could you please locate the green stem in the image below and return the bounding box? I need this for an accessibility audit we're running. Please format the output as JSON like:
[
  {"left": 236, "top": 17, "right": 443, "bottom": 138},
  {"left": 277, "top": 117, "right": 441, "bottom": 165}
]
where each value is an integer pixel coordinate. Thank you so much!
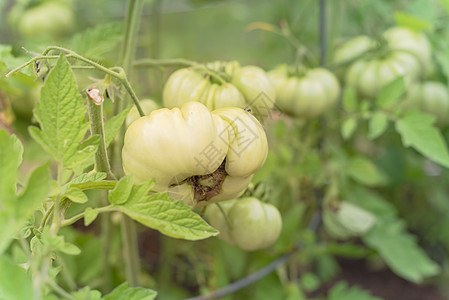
[
  {"left": 134, "top": 58, "right": 229, "bottom": 84},
  {"left": 61, "top": 205, "right": 115, "bottom": 227},
  {"left": 87, "top": 100, "right": 115, "bottom": 179},
  {"left": 100, "top": 195, "right": 113, "bottom": 292},
  {"left": 46, "top": 280, "right": 77, "bottom": 300},
  {"left": 121, "top": 216, "right": 140, "bottom": 287}
]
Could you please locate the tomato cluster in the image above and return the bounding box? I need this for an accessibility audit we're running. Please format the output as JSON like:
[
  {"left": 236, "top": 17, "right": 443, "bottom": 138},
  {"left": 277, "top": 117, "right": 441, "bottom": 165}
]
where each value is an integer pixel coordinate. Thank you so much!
[
  {"left": 334, "top": 26, "right": 449, "bottom": 125},
  {"left": 334, "top": 27, "right": 431, "bottom": 99}
]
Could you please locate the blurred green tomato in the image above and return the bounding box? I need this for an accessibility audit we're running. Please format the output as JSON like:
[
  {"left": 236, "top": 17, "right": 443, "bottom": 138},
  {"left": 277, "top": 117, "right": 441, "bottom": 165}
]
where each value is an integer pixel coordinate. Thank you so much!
[
  {"left": 14, "top": 1, "right": 75, "bottom": 39},
  {"left": 401, "top": 81, "right": 449, "bottom": 126}
]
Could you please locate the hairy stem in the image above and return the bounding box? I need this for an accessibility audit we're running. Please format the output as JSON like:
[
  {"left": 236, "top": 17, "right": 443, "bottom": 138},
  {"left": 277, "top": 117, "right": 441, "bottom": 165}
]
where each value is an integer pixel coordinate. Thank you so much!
[{"left": 87, "top": 100, "right": 115, "bottom": 179}]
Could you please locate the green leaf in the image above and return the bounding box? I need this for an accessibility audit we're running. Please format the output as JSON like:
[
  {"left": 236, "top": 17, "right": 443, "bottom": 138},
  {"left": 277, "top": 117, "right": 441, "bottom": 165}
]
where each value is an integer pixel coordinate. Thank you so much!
[
  {"left": 71, "top": 287, "right": 102, "bottom": 300},
  {"left": 28, "top": 55, "right": 98, "bottom": 169},
  {"left": 347, "top": 156, "right": 388, "bottom": 186},
  {"left": 0, "top": 130, "right": 23, "bottom": 205},
  {"left": 395, "top": 110, "right": 449, "bottom": 168},
  {"left": 66, "top": 187, "right": 88, "bottom": 204},
  {"left": 16, "top": 164, "right": 51, "bottom": 216},
  {"left": 108, "top": 175, "right": 134, "bottom": 205},
  {"left": 363, "top": 221, "right": 440, "bottom": 283},
  {"left": 0, "top": 255, "right": 34, "bottom": 300},
  {"left": 394, "top": 11, "right": 433, "bottom": 31},
  {"left": 368, "top": 111, "right": 389, "bottom": 140},
  {"left": 328, "top": 281, "right": 382, "bottom": 300},
  {"left": 376, "top": 76, "right": 405, "bottom": 109},
  {"left": 341, "top": 118, "right": 357, "bottom": 140},
  {"left": 46, "top": 233, "right": 81, "bottom": 256},
  {"left": 115, "top": 180, "right": 218, "bottom": 240},
  {"left": 342, "top": 86, "right": 357, "bottom": 112},
  {"left": 67, "top": 172, "right": 107, "bottom": 185},
  {"left": 84, "top": 208, "right": 99, "bottom": 226},
  {"left": 104, "top": 107, "right": 131, "bottom": 147},
  {"left": 104, "top": 282, "right": 157, "bottom": 300},
  {"left": 70, "top": 23, "right": 123, "bottom": 60},
  {"left": 438, "top": 0, "right": 449, "bottom": 15},
  {"left": 300, "top": 272, "right": 320, "bottom": 292}
]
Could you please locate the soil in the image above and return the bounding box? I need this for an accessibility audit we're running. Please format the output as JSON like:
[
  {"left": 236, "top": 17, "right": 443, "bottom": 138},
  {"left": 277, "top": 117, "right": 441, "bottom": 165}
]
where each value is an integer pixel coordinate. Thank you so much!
[{"left": 330, "top": 258, "right": 447, "bottom": 300}]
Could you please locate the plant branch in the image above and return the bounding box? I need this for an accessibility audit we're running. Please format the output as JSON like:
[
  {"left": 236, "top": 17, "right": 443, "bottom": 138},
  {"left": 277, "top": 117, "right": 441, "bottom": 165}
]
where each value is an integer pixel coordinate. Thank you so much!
[{"left": 60, "top": 205, "right": 115, "bottom": 227}]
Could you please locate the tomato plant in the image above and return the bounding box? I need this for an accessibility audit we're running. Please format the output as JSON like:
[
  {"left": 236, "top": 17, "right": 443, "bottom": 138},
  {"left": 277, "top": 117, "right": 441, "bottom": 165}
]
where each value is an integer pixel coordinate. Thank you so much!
[{"left": 2, "top": 1, "right": 449, "bottom": 300}]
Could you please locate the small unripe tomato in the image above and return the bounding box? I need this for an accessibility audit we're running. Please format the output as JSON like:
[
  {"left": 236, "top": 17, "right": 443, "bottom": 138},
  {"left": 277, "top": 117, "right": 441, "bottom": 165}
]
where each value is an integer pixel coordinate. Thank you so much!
[
  {"left": 268, "top": 65, "right": 340, "bottom": 118},
  {"left": 401, "top": 81, "right": 449, "bottom": 126},
  {"left": 126, "top": 99, "right": 159, "bottom": 126},
  {"left": 14, "top": 1, "right": 75, "bottom": 39},
  {"left": 205, "top": 197, "right": 282, "bottom": 251}
]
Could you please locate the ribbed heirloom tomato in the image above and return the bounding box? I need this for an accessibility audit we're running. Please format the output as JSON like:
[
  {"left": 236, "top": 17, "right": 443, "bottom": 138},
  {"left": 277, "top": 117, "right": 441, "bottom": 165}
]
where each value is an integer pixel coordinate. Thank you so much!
[
  {"left": 163, "top": 61, "right": 276, "bottom": 121},
  {"left": 204, "top": 197, "right": 282, "bottom": 251},
  {"left": 122, "top": 102, "right": 268, "bottom": 207},
  {"left": 267, "top": 65, "right": 340, "bottom": 118}
]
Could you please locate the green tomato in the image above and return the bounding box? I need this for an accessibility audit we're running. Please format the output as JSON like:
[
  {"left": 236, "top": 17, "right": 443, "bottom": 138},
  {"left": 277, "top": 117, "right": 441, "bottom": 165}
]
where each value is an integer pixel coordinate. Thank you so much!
[
  {"left": 205, "top": 197, "right": 282, "bottom": 251},
  {"left": 162, "top": 61, "right": 275, "bottom": 121},
  {"left": 126, "top": 99, "right": 159, "bottom": 126},
  {"left": 267, "top": 65, "right": 340, "bottom": 118},
  {"left": 323, "top": 201, "right": 376, "bottom": 240},
  {"left": 383, "top": 27, "right": 431, "bottom": 74},
  {"left": 345, "top": 51, "right": 421, "bottom": 99},
  {"left": 122, "top": 102, "right": 268, "bottom": 207},
  {"left": 15, "top": 1, "right": 75, "bottom": 39},
  {"left": 401, "top": 81, "right": 449, "bottom": 126},
  {"left": 332, "top": 35, "right": 377, "bottom": 78}
]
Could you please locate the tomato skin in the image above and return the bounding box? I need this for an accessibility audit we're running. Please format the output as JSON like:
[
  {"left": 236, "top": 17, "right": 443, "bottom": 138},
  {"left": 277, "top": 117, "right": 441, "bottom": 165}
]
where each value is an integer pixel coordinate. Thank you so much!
[
  {"left": 401, "top": 81, "right": 449, "bottom": 126},
  {"left": 14, "top": 1, "right": 75, "bottom": 39},
  {"left": 122, "top": 102, "right": 268, "bottom": 207},
  {"left": 126, "top": 99, "right": 159, "bottom": 126},
  {"left": 267, "top": 65, "right": 340, "bottom": 118},
  {"left": 205, "top": 197, "right": 282, "bottom": 251},
  {"left": 163, "top": 62, "right": 275, "bottom": 121}
]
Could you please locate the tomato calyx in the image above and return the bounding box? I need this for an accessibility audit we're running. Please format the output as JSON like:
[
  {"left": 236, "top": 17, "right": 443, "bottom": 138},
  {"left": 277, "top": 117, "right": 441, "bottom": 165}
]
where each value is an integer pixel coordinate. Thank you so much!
[{"left": 179, "top": 159, "right": 228, "bottom": 203}]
